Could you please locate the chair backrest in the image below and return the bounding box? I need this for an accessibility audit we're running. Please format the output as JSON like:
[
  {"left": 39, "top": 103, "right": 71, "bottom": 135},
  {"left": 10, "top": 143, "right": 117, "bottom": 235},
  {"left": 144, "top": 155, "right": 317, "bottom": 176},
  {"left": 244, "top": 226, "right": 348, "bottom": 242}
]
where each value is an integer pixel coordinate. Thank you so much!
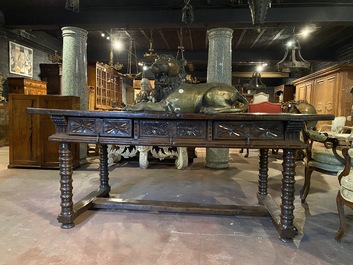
[
  {"left": 252, "top": 92, "right": 269, "bottom": 103},
  {"left": 332, "top": 116, "right": 346, "bottom": 132},
  {"left": 248, "top": 101, "right": 282, "bottom": 113}
]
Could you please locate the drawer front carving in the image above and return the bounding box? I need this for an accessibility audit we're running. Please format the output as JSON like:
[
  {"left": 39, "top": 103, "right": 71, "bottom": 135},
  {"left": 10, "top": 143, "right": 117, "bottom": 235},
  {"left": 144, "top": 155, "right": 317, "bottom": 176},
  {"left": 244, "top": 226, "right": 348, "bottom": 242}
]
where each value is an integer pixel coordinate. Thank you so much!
[
  {"left": 176, "top": 121, "right": 207, "bottom": 138},
  {"left": 68, "top": 118, "right": 98, "bottom": 135},
  {"left": 140, "top": 120, "right": 171, "bottom": 137},
  {"left": 101, "top": 119, "right": 132, "bottom": 137},
  {"left": 214, "top": 121, "right": 284, "bottom": 140},
  {"left": 67, "top": 118, "right": 133, "bottom": 137}
]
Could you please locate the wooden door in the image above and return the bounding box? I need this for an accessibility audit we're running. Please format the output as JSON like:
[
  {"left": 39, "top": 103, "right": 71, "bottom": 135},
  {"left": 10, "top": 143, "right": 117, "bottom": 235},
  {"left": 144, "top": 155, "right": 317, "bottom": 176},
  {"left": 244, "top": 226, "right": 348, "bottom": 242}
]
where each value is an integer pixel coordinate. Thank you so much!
[
  {"left": 8, "top": 95, "right": 40, "bottom": 167},
  {"left": 295, "top": 81, "right": 312, "bottom": 103},
  {"left": 312, "top": 75, "right": 336, "bottom": 115}
]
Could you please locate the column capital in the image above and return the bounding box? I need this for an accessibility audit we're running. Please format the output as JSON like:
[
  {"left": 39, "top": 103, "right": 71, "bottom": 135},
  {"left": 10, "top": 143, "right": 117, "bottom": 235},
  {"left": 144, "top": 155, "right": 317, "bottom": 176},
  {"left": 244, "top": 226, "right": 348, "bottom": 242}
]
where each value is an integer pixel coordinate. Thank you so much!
[
  {"left": 61, "top": 26, "right": 88, "bottom": 39},
  {"left": 207, "top": 28, "right": 233, "bottom": 40}
]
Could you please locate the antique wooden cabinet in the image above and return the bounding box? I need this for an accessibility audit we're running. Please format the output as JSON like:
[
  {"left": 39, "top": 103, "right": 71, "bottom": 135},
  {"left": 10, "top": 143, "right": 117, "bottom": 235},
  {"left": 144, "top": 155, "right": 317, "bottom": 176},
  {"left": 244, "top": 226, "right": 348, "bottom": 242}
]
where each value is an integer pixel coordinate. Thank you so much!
[
  {"left": 293, "top": 64, "right": 353, "bottom": 123},
  {"left": 39, "top": 63, "right": 62, "bottom": 95},
  {"left": 8, "top": 77, "right": 47, "bottom": 95},
  {"left": 8, "top": 94, "right": 80, "bottom": 168},
  {"left": 274, "top": 84, "right": 295, "bottom": 103},
  {"left": 87, "top": 63, "right": 122, "bottom": 110}
]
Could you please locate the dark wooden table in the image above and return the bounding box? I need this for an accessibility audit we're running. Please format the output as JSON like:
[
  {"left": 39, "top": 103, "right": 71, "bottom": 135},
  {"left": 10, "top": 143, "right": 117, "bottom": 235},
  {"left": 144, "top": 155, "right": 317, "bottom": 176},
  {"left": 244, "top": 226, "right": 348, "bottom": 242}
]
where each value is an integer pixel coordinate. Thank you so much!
[{"left": 27, "top": 108, "right": 333, "bottom": 242}]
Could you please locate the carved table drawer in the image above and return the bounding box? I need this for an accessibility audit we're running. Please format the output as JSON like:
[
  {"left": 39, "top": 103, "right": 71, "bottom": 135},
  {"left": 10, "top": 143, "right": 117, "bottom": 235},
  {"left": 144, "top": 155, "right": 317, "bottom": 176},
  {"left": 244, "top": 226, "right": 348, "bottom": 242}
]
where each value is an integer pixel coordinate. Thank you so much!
[
  {"left": 214, "top": 121, "right": 284, "bottom": 140},
  {"left": 140, "top": 120, "right": 207, "bottom": 138},
  {"left": 67, "top": 118, "right": 132, "bottom": 137}
]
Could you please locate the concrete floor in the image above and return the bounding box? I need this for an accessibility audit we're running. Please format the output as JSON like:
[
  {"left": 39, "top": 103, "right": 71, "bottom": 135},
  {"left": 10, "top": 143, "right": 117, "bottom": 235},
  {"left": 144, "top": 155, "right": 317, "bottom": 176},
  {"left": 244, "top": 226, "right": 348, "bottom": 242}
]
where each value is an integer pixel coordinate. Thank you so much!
[{"left": 1, "top": 146, "right": 353, "bottom": 265}]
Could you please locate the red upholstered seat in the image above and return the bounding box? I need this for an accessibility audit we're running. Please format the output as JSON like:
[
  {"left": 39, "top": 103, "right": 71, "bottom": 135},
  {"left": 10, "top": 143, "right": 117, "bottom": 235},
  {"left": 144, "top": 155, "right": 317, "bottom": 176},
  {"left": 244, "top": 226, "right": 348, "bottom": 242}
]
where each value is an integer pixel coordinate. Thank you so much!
[{"left": 248, "top": 101, "right": 282, "bottom": 113}]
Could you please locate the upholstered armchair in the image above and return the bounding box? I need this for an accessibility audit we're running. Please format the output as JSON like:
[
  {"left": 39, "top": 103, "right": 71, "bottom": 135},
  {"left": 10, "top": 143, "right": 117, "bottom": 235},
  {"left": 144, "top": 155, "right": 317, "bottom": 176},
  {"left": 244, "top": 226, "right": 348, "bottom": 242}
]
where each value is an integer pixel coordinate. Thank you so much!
[
  {"left": 335, "top": 148, "right": 353, "bottom": 241},
  {"left": 318, "top": 116, "right": 346, "bottom": 138},
  {"left": 300, "top": 130, "right": 346, "bottom": 203}
]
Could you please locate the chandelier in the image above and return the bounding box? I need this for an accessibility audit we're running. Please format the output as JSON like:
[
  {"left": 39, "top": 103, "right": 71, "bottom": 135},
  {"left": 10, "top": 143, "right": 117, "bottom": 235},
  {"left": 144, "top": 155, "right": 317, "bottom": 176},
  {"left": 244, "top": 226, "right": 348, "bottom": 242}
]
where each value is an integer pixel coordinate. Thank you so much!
[{"left": 276, "top": 37, "right": 311, "bottom": 73}]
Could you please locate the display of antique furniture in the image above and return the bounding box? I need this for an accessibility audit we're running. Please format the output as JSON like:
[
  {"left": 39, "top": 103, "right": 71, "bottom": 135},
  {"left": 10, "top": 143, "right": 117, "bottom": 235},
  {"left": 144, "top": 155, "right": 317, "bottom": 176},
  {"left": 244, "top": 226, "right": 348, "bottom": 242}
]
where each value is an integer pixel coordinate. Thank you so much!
[
  {"left": 274, "top": 84, "right": 295, "bottom": 103},
  {"left": 87, "top": 62, "right": 123, "bottom": 110},
  {"left": 336, "top": 147, "right": 353, "bottom": 241},
  {"left": 300, "top": 130, "right": 348, "bottom": 203},
  {"left": 39, "top": 63, "right": 62, "bottom": 95},
  {"left": 7, "top": 77, "right": 47, "bottom": 95},
  {"left": 293, "top": 64, "right": 353, "bottom": 128},
  {"left": 241, "top": 101, "right": 282, "bottom": 157},
  {"left": 27, "top": 108, "right": 333, "bottom": 242},
  {"left": 8, "top": 94, "right": 80, "bottom": 169}
]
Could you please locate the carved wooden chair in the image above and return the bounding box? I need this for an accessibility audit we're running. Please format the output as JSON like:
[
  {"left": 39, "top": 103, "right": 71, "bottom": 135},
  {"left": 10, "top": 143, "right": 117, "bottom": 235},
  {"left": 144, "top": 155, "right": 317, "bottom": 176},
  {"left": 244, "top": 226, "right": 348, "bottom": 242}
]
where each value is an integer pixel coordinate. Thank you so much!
[
  {"left": 300, "top": 130, "right": 347, "bottom": 203},
  {"left": 241, "top": 101, "right": 282, "bottom": 157},
  {"left": 336, "top": 147, "right": 353, "bottom": 241}
]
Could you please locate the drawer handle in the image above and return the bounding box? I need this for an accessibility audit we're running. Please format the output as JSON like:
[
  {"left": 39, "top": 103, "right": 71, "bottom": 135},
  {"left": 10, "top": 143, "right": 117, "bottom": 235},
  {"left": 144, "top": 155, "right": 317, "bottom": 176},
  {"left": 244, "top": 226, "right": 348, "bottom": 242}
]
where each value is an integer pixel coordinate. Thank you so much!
[
  {"left": 219, "top": 125, "right": 240, "bottom": 136},
  {"left": 257, "top": 127, "right": 278, "bottom": 138}
]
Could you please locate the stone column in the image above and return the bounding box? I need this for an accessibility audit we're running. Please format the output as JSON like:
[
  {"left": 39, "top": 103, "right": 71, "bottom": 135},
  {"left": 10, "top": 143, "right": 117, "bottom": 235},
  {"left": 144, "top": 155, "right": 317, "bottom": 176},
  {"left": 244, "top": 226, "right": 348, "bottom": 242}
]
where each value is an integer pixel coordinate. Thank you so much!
[
  {"left": 61, "top": 26, "right": 88, "bottom": 163},
  {"left": 206, "top": 28, "right": 233, "bottom": 169}
]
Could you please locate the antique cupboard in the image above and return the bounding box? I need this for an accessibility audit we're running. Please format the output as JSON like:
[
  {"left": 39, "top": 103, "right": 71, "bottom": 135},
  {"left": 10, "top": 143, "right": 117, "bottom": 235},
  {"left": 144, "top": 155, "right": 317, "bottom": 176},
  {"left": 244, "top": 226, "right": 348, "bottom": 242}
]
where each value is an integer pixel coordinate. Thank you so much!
[
  {"left": 293, "top": 64, "right": 353, "bottom": 124},
  {"left": 87, "top": 63, "right": 122, "bottom": 110},
  {"left": 8, "top": 77, "right": 47, "bottom": 95},
  {"left": 8, "top": 94, "right": 80, "bottom": 169},
  {"left": 39, "top": 63, "right": 62, "bottom": 95}
]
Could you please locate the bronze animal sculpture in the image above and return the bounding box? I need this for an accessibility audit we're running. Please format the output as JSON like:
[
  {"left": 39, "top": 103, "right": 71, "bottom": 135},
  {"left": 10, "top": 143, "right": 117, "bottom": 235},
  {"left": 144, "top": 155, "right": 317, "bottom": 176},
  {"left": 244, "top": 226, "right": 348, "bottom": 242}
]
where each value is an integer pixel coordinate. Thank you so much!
[
  {"left": 126, "top": 82, "right": 249, "bottom": 113},
  {"left": 150, "top": 54, "right": 186, "bottom": 102}
]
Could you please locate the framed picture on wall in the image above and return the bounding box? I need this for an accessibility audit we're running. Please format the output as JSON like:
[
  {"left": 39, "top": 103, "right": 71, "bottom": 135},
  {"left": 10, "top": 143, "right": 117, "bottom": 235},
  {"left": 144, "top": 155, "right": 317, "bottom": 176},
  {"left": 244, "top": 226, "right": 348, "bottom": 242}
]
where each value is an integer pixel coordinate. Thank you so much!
[{"left": 9, "top": 41, "right": 33, "bottom": 77}]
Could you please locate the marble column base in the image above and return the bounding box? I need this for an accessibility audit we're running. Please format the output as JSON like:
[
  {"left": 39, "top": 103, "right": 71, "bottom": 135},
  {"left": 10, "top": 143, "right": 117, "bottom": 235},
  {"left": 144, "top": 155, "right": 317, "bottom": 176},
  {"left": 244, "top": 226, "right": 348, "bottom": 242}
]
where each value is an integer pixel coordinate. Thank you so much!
[{"left": 205, "top": 148, "right": 229, "bottom": 169}]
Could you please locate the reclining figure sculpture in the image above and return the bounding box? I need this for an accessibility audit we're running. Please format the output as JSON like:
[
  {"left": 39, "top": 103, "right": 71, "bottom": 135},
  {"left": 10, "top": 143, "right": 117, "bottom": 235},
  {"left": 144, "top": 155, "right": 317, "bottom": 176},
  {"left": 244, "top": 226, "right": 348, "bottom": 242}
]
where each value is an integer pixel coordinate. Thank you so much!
[
  {"left": 126, "top": 82, "right": 249, "bottom": 113},
  {"left": 126, "top": 54, "right": 248, "bottom": 114}
]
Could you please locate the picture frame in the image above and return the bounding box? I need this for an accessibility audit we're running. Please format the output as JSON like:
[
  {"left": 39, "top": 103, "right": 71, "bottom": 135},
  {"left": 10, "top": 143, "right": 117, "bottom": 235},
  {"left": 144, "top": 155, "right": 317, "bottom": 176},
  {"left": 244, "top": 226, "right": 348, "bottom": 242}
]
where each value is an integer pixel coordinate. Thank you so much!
[{"left": 9, "top": 41, "right": 33, "bottom": 77}]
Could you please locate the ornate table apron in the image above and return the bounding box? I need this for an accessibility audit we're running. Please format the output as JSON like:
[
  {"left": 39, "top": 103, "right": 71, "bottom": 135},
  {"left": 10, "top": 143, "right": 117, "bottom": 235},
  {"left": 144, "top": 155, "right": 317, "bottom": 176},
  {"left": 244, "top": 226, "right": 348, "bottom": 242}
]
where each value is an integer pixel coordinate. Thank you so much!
[{"left": 26, "top": 108, "right": 333, "bottom": 242}]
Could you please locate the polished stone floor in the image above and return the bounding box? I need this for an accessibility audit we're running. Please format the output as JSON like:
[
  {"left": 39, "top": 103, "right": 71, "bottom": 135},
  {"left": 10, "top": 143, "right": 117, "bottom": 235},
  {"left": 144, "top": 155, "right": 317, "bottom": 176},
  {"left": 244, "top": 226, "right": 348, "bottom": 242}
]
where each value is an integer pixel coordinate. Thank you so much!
[{"left": 0, "top": 146, "right": 353, "bottom": 265}]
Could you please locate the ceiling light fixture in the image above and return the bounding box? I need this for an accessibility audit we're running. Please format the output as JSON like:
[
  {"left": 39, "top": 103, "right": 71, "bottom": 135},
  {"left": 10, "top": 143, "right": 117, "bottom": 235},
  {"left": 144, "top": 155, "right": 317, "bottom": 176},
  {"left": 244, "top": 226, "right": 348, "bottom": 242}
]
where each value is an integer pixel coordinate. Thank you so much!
[
  {"left": 248, "top": 0, "right": 272, "bottom": 28},
  {"left": 182, "top": 0, "right": 194, "bottom": 24},
  {"left": 247, "top": 71, "right": 266, "bottom": 90},
  {"left": 144, "top": 29, "right": 158, "bottom": 60},
  {"left": 65, "top": 0, "right": 79, "bottom": 13},
  {"left": 276, "top": 35, "right": 311, "bottom": 73}
]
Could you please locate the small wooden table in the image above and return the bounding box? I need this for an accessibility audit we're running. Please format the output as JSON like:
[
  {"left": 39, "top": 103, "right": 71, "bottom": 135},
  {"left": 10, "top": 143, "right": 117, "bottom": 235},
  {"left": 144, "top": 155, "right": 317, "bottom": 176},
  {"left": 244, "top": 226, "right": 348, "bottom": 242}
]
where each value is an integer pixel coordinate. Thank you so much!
[{"left": 27, "top": 108, "right": 333, "bottom": 242}]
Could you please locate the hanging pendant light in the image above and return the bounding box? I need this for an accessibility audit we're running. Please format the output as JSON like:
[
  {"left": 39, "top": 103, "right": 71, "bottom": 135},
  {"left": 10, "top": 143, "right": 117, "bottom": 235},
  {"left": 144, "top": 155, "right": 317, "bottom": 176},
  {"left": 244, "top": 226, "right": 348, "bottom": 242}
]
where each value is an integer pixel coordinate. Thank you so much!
[
  {"left": 144, "top": 30, "right": 158, "bottom": 60},
  {"left": 276, "top": 37, "right": 311, "bottom": 73},
  {"left": 247, "top": 71, "right": 266, "bottom": 90},
  {"left": 248, "top": 0, "right": 271, "bottom": 27},
  {"left": 65, "top": 0, "right": 79, "bottom": 13}
]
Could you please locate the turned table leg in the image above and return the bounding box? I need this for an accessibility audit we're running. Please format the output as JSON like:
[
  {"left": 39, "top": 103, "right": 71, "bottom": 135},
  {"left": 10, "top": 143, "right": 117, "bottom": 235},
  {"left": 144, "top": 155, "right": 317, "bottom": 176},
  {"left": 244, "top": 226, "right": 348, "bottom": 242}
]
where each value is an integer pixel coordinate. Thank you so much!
[
  {"left": 99, "top": 144, "right": 111, "bottom": 196},
  {"left": 258, "top": 148, "right": 269, "bottom": 196},
  {"left": 279, "top": 148, "right": 298, "bottom": 241},
  {"left": 57, "top": 142, "right": 75, "bottom": 229}
]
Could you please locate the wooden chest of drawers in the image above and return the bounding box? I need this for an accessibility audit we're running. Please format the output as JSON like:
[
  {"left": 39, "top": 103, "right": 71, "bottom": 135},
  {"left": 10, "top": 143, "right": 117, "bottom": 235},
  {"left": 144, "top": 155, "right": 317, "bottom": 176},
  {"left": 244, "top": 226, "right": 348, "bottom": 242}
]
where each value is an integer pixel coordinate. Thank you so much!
[{"left": 8, "top": 77, "right": 47, "bottom": 95}]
